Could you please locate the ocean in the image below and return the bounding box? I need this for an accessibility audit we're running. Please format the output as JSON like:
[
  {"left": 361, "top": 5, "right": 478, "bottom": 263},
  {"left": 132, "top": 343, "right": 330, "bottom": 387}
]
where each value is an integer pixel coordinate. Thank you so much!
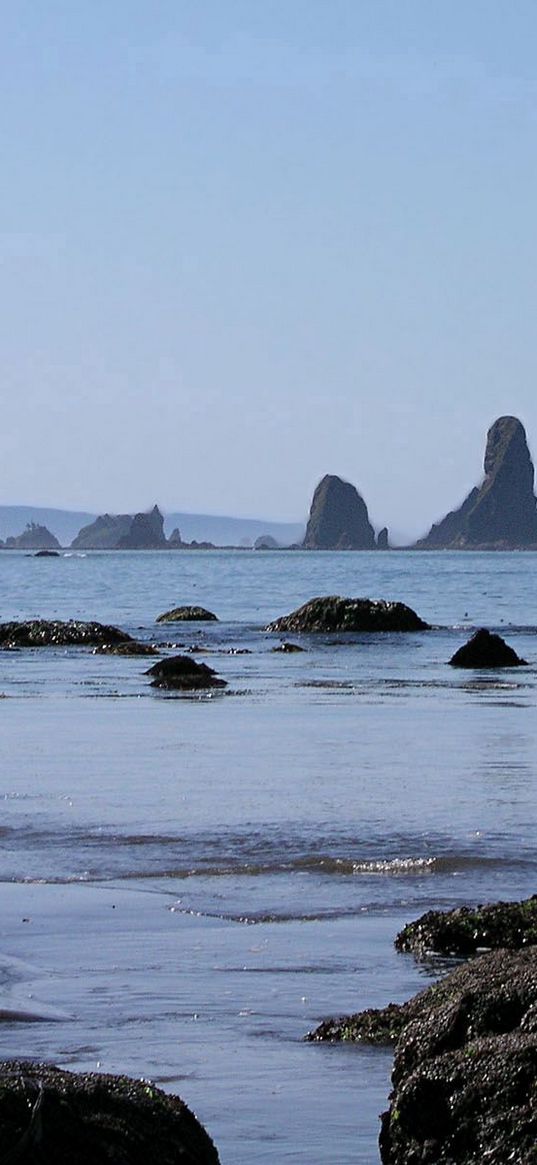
[{"left": 0, "top": 549, "right": 536, "bottom": 1163}]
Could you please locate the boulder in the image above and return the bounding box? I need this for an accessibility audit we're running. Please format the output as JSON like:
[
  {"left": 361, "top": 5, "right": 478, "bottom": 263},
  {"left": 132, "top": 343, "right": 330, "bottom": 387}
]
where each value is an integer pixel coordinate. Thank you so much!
[
  {"left": 416, "top": 416, "right": 537, "bottom": 548},
  {"left": 0, "top": 620, "right": 133, "bottom": 648},
  {"left": 303, "top": 474, "right": 376, "bottom": 549},
  {"left": 146, "top": 655, "right": 226, "bottom": 690},
  {"left": 308, "top": 948, "right": 537, "bottom": 1164},
  {"left": 379, "top": 950, "right": 537, "bottom": 1164},
  {"left": 266, "top": 596, "right": 429, "bottom": 633},
  {"left": 395, "top": 895, "right": 537, "bottom": 958},
  {"left": 93, "top": 641, "right": 159, "bottom": 656},
  {"left": 271, "top": 642, "right": 305, "bottom": 653},
  {"left": 156, "top": 607, "right": 218, "bottom": 623},
  {"left": 449, "top": 628, "right": 527, "bottom": 668},
  {"left": 0, "top": 1060, "right": 219, "bottom": 1164},
  {"left": 35, "top": 549, "right": 60, "bottom": 557}
]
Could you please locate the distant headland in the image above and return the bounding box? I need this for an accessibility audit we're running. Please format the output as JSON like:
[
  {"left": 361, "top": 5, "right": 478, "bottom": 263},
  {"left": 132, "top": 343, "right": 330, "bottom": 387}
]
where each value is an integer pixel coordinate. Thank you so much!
[{"left": 1, "top": 416, "right": 537, "bottom": 551}]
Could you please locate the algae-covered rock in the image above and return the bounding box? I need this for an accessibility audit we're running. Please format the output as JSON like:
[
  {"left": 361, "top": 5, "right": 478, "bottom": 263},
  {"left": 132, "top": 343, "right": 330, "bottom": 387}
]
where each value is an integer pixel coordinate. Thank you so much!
[
  {"left": 267, "top": 596, "right": 429, "bottom": 633},
  {"left": 449, "top": 628, "right": 527, "bottom": 668},
  {"left": 156, "top": 607, "right": 218, "bottom": 623},
  {"left": 0, "top": 620, "right": 133, "bottom": 649},
  {"left": 396, "top": 895, "right": 537, "bottom": 957},
  {"left": 146, "top": 655, "right": 226, "bottom": 690},
  {"left": 0, "top": 1060, "right": 220, "bottom": 1164}
]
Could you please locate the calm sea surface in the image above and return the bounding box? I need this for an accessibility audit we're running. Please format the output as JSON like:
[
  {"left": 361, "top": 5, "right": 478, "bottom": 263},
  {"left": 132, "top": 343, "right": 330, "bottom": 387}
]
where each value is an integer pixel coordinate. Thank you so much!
[{"left": 0, "top": 549, "right": 536, "bottom": 1162}]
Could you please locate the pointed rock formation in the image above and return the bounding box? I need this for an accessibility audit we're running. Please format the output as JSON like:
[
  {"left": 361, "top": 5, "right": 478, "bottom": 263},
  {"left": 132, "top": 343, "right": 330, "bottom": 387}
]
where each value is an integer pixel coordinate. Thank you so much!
[
  {"left": 303, "top": 475, "right": 376, "bottom": 550},
  {"left": 416, "top": 416, "right": 537, "bottom": 549},
  {"left": 117, "top": 505, "right": 167, "bottom": 549}
]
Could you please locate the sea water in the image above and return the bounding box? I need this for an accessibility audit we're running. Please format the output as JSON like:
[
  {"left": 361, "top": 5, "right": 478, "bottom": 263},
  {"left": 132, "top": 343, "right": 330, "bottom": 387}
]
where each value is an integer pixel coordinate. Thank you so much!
[{"left": 0, "top": 549, "right": 536, "bottom": 1163}]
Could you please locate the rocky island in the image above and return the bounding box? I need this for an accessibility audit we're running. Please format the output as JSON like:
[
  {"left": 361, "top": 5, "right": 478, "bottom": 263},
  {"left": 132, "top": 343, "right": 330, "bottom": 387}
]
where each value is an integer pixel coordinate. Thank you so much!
[
  {"left": 416, "top": 415, "right": 537, "bottom": 549},
  {"left": 302, "top": 474, "right": 377, "bottom": 549},
  {"left": 0, "top": 522, "right": 61, "bottom": 550}
]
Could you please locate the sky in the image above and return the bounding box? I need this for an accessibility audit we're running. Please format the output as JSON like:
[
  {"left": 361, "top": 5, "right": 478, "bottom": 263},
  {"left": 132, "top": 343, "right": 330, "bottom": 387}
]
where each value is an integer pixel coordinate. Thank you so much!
[{"left": 1, "top": 1, "right": 537, "bottom": 541}]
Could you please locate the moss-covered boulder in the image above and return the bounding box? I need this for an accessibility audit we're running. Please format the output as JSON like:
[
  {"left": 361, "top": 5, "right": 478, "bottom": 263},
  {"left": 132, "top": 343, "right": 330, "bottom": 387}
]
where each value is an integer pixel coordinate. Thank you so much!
[
  {"left": 396, "top": 895, "right": 537, "bottom": 957},
  {"left": 266, "top": 596, "right": 429, "bottom": 633},
  {"left": 0, "top": 1060, "right": 219, "bottom": 1164},
  {"left": 156, "top": 607, "right": 218, "bottom": 623},
  {"left": 0, "top": 620, "right": 133, "bottom": 648}
]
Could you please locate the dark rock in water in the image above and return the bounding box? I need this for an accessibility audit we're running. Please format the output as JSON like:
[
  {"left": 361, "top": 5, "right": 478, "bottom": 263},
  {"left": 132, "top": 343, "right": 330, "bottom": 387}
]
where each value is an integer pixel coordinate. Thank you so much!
[
  {"left": 3, "top": 523, "right": 61, "bottom": 550},
  {"left": 303, "top": 475, "right": 376, "bottom": 550},
  {"left": 449, "top": 627, "right": 527, "bottom": 668},
  {"left": 0, "top": 1060, "right": 220, "bottom": 1164},
  {"left": 254, "top": 534, "right": 279, "bottom": 550},
  {"left": 376, "top": 527, "right": 389, "bottom": 550},
  {"left": 117, "top": 505, "right": 167, "bottom": 550},
  {"left": 416, "top": 416, "right": 537, "bottom": 548},
  {"left": 271, "top": 641, "right": 305, "bottom": 653},
  {"left": 156, "top": 606, "right": 218, "bottom": 623},
  {"left": 266, "top": 596, "right": 429, "bottom": 633},
  {"left": 395, "top": 895, "right": 537, "bottom": 957},
  {"left": 71, "top": 513, "right": 133, "bottom": 550},
  {"left": 378, "top": 950, "right": 537, "bottom": 1164},
  {"left": 168, "top": 527, "right": 184, "bottom": 547},
  {"left": 308, "top": 945, "right": 537, "bottom": 1164},
  {"left": 35, "top": 549, "right": 60, "bottom": 557},
  {"left": 146, "top": 655, "right": 226, "bottom": 690},
  {"left": 94, "top": 641, "right": 159, "bottom": 656},
  {"left": 0, "top": 620, "right": 133, "bottom": 649}
]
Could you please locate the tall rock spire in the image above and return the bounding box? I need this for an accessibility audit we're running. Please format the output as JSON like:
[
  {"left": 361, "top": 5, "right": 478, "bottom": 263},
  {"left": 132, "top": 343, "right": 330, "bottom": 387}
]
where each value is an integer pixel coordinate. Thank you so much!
[
  {"left": 416, "top": 416, "right": 537, "bottom": 548},
  {"left": 303, "top": 475, "right": 376, "bottom": 549}
]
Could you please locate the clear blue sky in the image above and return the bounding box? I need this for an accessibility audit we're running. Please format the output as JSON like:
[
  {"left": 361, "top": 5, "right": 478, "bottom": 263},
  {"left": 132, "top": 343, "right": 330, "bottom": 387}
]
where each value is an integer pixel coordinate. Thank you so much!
[{"left": 2, "top": 1, "right": 537, "bottom": 540}]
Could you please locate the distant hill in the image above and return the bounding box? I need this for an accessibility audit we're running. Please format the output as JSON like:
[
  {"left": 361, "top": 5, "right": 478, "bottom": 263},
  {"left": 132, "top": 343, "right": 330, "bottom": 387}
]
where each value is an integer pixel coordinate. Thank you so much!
[{"left": 0, "top": 506, "right": 305, "bottom": 548}]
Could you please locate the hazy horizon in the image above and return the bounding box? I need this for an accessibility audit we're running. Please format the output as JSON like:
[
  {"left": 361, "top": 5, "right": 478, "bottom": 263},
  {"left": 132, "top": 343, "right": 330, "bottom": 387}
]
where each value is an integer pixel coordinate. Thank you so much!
[{"left": 2, "top": 3, "right": 536, "bottom": 541}]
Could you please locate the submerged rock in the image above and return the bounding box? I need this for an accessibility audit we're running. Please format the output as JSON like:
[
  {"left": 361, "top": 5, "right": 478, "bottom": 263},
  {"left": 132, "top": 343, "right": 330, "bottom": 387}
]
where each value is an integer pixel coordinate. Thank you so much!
[
  {"left": 416, "top": 416, "right": 537, "bottom": 549},
  {"left": 449, "top": 628, "right": 527, "bottom": 668},
  {"left": 395, "top": 895, "right": 537, "bottom": 957},
  {"left": 303, "top": 474, "right": 376, "bottom": 550},
  {"left": 271, "top": 642, "right": 305, "bottom": 653},
  {"left": 0, "top": 1060, "right": 219, "bottom": 1164},
  {"left": 156, "top": 606, "right": 218, "bottom": 623},
  {"left": 146, "top": 655, "right": 226, "bottom": 690},
  {"left": 94, "top": 641, "right": 159, "bottom": 656},
  {"left": 35, "top": 549, "right": 60, "bottom": 557},
  {"left": 266, "top": 596, "right": 429, "bottom": 633},
  {"left": 0, "top": 620, "right": 133, "bottom": 648}
]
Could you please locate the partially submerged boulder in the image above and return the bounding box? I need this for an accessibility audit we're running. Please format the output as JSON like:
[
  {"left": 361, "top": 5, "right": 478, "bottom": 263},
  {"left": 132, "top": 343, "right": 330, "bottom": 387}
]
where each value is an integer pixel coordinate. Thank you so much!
[
  {"left": 0, "top": 1060, "right": 219, "bottom": 1164},
  {"left": 146, "top": 655, "right": 226, "bottom": 690},
  {"left": 0, "top": 620, "right": 133, "bottom": 649},
  {"left": 396, "top": 895, "right": 537, "bottom": 957},
  {"left": 94, "top": 641, "right": 159, "bottom": 657},
  {"left": 449, "top": 627, "right": 527, "bottom": 668},
  {"left": 156, "top": 607, "right": 218, "bottom": 623},
  {"left": 271, "top": 642, "right": 305, "bottom": 653},
  {"left": 379, "top": 950, "right": 537, "bottom": 1164},
  {"left": 267, "top": 596, "right": 429, "bottom": 633}
]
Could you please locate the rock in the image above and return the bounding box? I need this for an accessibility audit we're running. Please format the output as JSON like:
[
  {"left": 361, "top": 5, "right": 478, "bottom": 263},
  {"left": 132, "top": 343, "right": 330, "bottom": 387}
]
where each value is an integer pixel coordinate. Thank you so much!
[
  {"left": 117, "top": 505, "right": 167, "bottom": 550},
  {"left": 449, "top": 628, "right": 527, "bottom": 668},
  {"left": 254, "top": 535, "right": 279, "bottom": 550},
  {"left": 0, "top": 1060, "right": 219, "bottom": 1164},
  {"left": 308, "top": 947, "right": 537, "bottom": 1163},
  {"left": 156, "top": 607, "right": 218, "bottom": 623},
  {"left": 266, "top": 596, "right": 429, "bottom": 633},
  {"left": 168, "top": 528, "right": 184, "bottom": 547},
  {"left": 395, "top": 895, "right": 537, "bottom": 958},
  {"left": 271, "top": 642, "right": 305, "bottom": 653},
  {"left": 303, "top": 474, "right": 376, "bottom": 549},
  {"left": 416, "top": 416, "right": 537, "bottom": 548},
  {"left": 379, "top": 950, "right": 537, "bottom": 1164},
  {"left": 0, "top": 620, "right": 133, "bottom": 649},
  {"left": 71, "top": 513, "right": 133, "bottom": 550},
  {"left": 146, "top": 655, "right": 226, "bottom": 690},
  {"left": 93, "top": 641, "right": 159, "bottom": 656},
  {"left": 3, "top": 523, "right": 61, "bottom": 550},
  {"left": 377, "top": 527, "right": 389, "bottom": 549},
  {"left": 34, "top": 549, "right": 60, "bottom": 557}
]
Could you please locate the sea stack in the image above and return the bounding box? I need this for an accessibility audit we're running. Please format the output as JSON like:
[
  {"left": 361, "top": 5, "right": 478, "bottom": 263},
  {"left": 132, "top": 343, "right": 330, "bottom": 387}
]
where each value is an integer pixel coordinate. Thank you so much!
[
  {"left": 303, "top": 474, "right": 376, "bottom": 550},
  {"left": 416, "top": 416, "right": 537, "bottom": 549},
  {"left": 117, "top": 505, "right": 167, "bottom": 549}
]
